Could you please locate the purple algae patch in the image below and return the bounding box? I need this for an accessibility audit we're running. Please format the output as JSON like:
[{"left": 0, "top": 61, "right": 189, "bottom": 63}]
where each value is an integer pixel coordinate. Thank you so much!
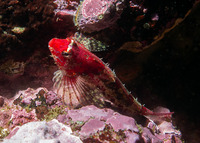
[
  {"left": 67, "top": 105, "right": 114, "bottom": 122},
  {"left": 79, "top": 118, "right": 105, "bottom": 136},
  {"left": 106, "top": 112, "right": 139, "bottom": 132}
]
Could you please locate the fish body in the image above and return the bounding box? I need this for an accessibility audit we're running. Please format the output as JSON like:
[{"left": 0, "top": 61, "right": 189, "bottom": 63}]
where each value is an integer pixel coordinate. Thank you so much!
[{"left": 48, "top": 37, "right": 172, "bottom": 120}]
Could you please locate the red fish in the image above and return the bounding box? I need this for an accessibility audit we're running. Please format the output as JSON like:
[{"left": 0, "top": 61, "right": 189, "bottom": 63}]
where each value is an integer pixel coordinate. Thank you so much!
[{"left": 48, "top": 37, "right": 173, "bottom": 120}]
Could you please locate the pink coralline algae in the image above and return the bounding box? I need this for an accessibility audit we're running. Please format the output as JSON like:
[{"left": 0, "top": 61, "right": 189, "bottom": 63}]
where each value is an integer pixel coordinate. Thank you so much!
[
  {"left": 65, "top": 105, "right": 114, "bottom": 122},
  {"left": 0, "top": 87, "right": 182, "bottom": 142},
  {"left": 57, "top": 105, "right": 182, "bottom": 142},
  {"left": 45, "top": 91, "right": 63, "bottom": 107},
  {"left": 13, "top": 87, "right": 47, "bottom": 106},
  {"left": 106, "top": 113, "right": 139, "bottom": 132},
  {"left": 0, "top": 110, "right": 12, "bottom": 129},
  {"left": 10, "top": 109, "right": 37, "bottom": 128},
  {"left": 13, "top": 87, "right": 62, "bottom": 108},
  {"left": 79, "top": 118, "right": 105, "bottom": 136},
  {"left": 74, "top": 0, "right": 125, "bottom": 33}
]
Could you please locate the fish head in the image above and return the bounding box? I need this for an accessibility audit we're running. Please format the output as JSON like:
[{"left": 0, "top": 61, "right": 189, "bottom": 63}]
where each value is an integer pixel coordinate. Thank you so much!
[
  {"left": 48, "top": 38, "right": 74, "bottom": 68},
  {"left": 48, "top": 37, "right": 106, "bottom": 76}
]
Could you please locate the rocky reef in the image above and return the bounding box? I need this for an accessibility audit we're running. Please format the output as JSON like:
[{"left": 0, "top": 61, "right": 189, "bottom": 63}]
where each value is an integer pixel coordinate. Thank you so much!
[{"left": 0, "top": 88, "right": 181, "bottom": 142}]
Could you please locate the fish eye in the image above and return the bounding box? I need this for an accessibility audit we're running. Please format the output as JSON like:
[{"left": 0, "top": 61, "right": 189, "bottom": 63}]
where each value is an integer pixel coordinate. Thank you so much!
[
  {"left": 61, "top": 51, "right": 71, "bottom": 57},
  {"left": 72, "top": 41, "right": 78, "bottom": 47}
]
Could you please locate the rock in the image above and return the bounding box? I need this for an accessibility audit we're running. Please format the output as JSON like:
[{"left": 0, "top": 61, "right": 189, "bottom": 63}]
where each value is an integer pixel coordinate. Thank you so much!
[
  {"left": 141, "top": 127, "right": 162, "bottom": 143},
  {"left": 3, "top": 119, "right": 82, "bottom": 143},
  {"left": 13, "top": 87, "right": 48, "bottom": 106},
  {"left": 10, "top": 109, "right": 37, "bottom": 129},
  {"left": 66, "top": 105, "right": 114, "bottom": 122},
  {"left": 74, "top": 0, "right": 125, "bottom": 33},
  {"left": 0, "top": 110, "right": 12, "bottom": 128},
  {"left": 106, "top": 112, "right": 139, "bottom": 132},
  {"left": 0, "top": 87, "right": 182, "bottom": 142},
  {"left": 79, "top": 118, "right": 105, "bottom": 136},
  {"left": 124, "top": 130, "right": 140, "bottom": 143},
  {"left": 59, "top": 105, "right": 181, "bottom": 142}
]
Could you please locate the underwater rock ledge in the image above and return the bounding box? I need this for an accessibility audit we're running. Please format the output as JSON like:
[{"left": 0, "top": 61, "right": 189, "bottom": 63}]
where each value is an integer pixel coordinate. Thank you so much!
[{"left": 0, "top": 88, "right": 181, "bottom": 143}]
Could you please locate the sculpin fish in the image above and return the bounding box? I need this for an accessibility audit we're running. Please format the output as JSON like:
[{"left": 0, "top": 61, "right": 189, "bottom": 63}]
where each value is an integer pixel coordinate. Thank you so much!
[{"left": 48, "top": 37, "right": 172, "bottom": 121}]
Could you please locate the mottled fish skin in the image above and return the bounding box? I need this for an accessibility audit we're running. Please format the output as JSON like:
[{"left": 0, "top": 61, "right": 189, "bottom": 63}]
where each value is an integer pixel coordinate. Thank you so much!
[
  {"left": 48, "top": 37, "right": 173, "bottom": 120},
  {"left": 73, "top": 32, "right": 108, "bottom": 52}
]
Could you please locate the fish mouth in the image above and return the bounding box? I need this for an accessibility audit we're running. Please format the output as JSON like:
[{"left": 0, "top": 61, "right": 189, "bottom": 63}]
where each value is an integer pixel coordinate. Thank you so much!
[
  {"left": 48, "top": 38, "right": 57, "bottom": 53},
  {"left": 48, "top": 45, "right": 54, "bottom": 53}
]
